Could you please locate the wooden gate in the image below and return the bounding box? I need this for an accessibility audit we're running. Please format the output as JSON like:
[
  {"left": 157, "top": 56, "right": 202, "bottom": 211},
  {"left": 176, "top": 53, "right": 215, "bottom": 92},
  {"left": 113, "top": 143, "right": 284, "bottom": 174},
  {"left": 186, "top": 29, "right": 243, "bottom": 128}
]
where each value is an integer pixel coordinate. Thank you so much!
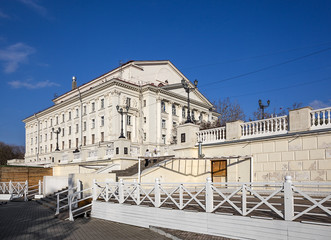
[{"left": 211, "top": 160, "right": 227, "bottom": 182}]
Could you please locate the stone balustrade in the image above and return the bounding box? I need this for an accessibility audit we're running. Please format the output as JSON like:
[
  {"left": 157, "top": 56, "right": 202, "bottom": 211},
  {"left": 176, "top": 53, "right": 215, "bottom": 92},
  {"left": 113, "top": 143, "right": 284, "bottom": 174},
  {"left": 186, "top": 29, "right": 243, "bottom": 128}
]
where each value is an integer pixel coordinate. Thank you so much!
[
  {"left": 241, "top": 115, "right": 288, "bottom": 138},
  {"left": 311, "top": 107, "right": 331, "bottom": 129},
  {"left": 196, "top": 106, "right": 331, "bottom": 144},
  {"left": 196, "top": 127, "right": 226, "bottom": 143}
]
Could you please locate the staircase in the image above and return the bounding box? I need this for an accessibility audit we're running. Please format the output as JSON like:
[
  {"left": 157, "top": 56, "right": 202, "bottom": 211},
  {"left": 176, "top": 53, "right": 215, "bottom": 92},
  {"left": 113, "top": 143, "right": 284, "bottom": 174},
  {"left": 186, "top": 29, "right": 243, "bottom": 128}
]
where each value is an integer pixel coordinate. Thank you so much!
[
  {"left": 36, "top": 187, "right": 69, "bottom": 219},
  {"left": 112, "top": 156, "right": 173, "bottom": 180}
]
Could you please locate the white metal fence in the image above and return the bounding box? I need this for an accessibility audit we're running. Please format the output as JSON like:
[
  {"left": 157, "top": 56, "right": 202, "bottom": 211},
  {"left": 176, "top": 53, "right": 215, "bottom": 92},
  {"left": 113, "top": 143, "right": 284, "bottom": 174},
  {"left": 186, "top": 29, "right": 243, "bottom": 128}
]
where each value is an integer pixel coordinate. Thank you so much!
[
  {"left": 92, "top": 177, "right": 331, "bottom": 223},
  {"left": 0, "top": 180, "right": 42, "bottom": 201}
]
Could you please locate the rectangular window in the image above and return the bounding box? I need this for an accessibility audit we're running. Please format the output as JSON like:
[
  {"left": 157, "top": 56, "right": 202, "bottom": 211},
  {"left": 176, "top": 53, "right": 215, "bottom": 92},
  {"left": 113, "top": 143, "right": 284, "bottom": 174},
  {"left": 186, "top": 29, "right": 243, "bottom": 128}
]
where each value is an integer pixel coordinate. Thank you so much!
[
  {"left": 50, "top": 119, "right": 53, "bottom": 126},
  {"left": 101, "top": 132, "right": 104, "bottom": 142},
  {"left": 144, "top": 117, "right": 146, "bottom": 124},
  {"left": 62, "top": 114, "right": 65, "bottom": 123},
  {"left": 127, "top": 115, "right": 131, "bottom": 125},
  {"left": 162, "top": 119, "right": 166, "bottom": 129},
  {"left": 83, "top": 121, "right": 86, "bottom": 131},
  {"left": 101, "top": 99, "right": 104, "bottom": 109},
  {"left": 92, "top": 119, "right": 95, "bottom": 129},
  {"left": 143, "top": 100, "right": 146, "bottom": 107},
  {"left": 83, "top": 106, "right": 86, "bottom": 115},
  {"left": 161, "top": 101, "right": 166, "bottom": 112},
  {"left": 92, "top": 134, "right": 95, "bottom": 144},
  {"left": 162, "top": 134, "right": 166, "bottom": 144},
  {"left": 127, "top": 131, "right": 131, "bottom": 140},
  {"left": 50, "top": 144, "right": 53, "bottom": 152},
  {"left": 126, "top": 97, "right": 131, "bottom": 107},
  {"left": 62, "top": 128, "right": 65, "bottom": 137},
  {"left": 69, "top": 140, "right": 71, "bottom": 149},
  {"left": 101, "top": 116, "right": 104, "bottom": 126},
  {"left": 40, "top": 135, "right": 42, "bottom": 142},
  {"left": 50, "top": 132, "right": 53, "bottom": 140},
  {"left": 92, "top": 102, "right": 95, "bottom": 112},
  {"left": 172, "top": 104, "right": 176, "bottom": 115},
  {"left": 45, "top": 145, "right": 47, "bottom": 153},
  {"left": 76, "top": 109, "right": 79, "bottom": 118},
  {"left": 69, "top": 126, "right": 71, "bottom": 135},
  {"left": 69, "top": 111, "right": 71, "bottom": 120},
  {"left": 62, "top": 141, "right": 64, "bottom": 150},
  {"left": 83, "top": 136, "right": 86, "bottom": 146},
  {"left": 56, "top": 116, "right": 58, "bottom": 125},
  {"left": 76, "top": 138, "right": 78, "bottom": 148},
  {"left": 31, "top": 138, "right": 33, "bottom": 145},
  {"left": 182, "top": 108, "right": 186, "bottom": 118},
  {"left": 143, "top": 133, "right": 146, "bottom": 141},
  {"left": 76, "top": 124, "right": 79, "bottom": 133},
  {"left": 35, "top": 137, "right": 37, "bottom": 144}
]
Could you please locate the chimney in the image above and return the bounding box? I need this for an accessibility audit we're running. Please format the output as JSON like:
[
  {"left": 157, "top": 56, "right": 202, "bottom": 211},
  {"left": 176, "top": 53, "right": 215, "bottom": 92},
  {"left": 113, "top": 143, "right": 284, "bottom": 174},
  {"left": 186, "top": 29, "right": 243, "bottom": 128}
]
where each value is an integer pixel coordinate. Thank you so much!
[{"left": 72, "top": 76, "right": 77, "bottom": 90}]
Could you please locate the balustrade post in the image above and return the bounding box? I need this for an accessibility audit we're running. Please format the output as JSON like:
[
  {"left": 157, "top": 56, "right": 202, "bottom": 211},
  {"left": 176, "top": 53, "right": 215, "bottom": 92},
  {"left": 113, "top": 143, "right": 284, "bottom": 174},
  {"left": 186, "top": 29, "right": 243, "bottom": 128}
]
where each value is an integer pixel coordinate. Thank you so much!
[
  {"left": 76, "top": 179, "right": 82, "bottom": 200},
  {"left": 205, "top": 177, "right": 213, "bottom": 213},
  {"left": 283, "top": 176, "right": 294, "bottom": 221},
  {"left": 38, "top": 180, "right": 42, "bottom": 195},
  {"left": 55, "top": 194, "right": 60, "bottom": 215},
  {"left": 118, "top": 179, "right": 124, "bottom": 204},
  {"left": 92, "top": 179, "right": 97, "bottom": 201},
  {"left": 154, "top": 178, "right": 161, "bottom": 208},
  {"left": 242, "top": 184, "right": 247, "bottom": 216}
]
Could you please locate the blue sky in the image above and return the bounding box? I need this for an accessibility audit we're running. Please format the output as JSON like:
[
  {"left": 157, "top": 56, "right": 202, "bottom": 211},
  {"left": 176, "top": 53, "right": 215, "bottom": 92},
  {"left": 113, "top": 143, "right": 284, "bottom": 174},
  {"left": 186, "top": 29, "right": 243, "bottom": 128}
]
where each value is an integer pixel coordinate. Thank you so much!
[{"left": 0, "top": 0, "right": 331, "bottom": 146}]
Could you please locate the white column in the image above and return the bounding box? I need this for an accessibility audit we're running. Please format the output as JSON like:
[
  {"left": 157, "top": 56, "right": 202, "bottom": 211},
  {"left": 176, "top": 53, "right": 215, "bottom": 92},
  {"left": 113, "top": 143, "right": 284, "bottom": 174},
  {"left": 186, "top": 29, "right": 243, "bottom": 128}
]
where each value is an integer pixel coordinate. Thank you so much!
[{"left": 156, "top": 98, "right": 161, "bottom": 144}]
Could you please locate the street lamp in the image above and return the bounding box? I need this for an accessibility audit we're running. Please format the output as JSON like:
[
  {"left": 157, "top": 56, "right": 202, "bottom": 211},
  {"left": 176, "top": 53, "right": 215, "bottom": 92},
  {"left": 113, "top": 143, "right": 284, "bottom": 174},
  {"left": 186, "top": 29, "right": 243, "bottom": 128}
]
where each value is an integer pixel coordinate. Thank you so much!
[
  {"left": 52, "top": 127, "right": 61, "bottom": 151},
  {"left": 258, "top": 99, "right": 270, "bottom": 119},
  {"left": 181, "top": 79, "right": 198, "bottom": 123},
  {"left": 116, "top": 103, "right": 130, "bottom": 138}
]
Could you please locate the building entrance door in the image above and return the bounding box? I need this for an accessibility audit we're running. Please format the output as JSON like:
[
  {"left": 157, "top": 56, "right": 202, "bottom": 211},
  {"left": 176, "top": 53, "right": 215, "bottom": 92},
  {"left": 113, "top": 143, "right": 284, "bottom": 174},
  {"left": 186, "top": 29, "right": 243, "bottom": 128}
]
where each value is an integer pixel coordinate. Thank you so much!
[
  {"left": 237, "top": 158, "right": 251, "bottom": 182},
  {"left": 211, "top": 160, "right": 227, "bottom": 182}
]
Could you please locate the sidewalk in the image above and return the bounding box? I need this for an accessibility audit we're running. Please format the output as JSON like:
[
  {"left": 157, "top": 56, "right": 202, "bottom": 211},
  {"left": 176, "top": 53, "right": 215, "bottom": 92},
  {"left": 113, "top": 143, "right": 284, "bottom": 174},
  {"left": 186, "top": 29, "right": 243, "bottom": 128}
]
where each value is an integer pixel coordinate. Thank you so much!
[{"left": 0, "top": 201, "right": 169, "bottom": 240}]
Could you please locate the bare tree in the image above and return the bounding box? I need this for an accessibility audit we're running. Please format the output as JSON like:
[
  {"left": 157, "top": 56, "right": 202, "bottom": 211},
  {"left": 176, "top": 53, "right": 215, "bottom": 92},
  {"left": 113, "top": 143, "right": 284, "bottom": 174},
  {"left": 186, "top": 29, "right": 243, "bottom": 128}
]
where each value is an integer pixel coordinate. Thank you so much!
[
  {"left": 200, "top": 97, "right": 245, "bottom": 130},
  {"left": 0, "top": 142, "right": 25, "bottom": 165}
]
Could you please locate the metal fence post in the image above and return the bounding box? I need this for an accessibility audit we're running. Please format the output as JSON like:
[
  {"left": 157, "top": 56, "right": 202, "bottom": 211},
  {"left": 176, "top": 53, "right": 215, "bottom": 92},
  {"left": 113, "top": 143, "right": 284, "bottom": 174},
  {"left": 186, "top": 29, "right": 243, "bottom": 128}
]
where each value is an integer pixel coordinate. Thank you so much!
[
  {"left": 179, "top": 184, "right": 183, "bottom": 210},
  {"left": 38, "top": 180, "right": 42, "bottom": 195},
  {"left": 24, "top": 180, "right": 28, "bottom": 201},
  {"left": 242, "top": 184, "right": 247, "bottom": 216},
  {"left": 205, "top": 177, "right": 213, "bottom": 213},
  {"left": 68, "top": 194, "right": 74, "bottom": 221},
  {"left": 154, "top": 178, "right": 161, "bottom": 208},
  {"left": 55, "top": 194, "right": 60, "bottom": 215},
  {"left": 119, "top": 179, "right": 124, "bottom": 204},
  {"left": 283, "top": 176, "right": 294, "bottom": 221},
  {"left": 92, "top": 179, "right": 97, "bottom": 201},
  {"left": 9, "top": 180, "right": 13, "bottom": 195}
]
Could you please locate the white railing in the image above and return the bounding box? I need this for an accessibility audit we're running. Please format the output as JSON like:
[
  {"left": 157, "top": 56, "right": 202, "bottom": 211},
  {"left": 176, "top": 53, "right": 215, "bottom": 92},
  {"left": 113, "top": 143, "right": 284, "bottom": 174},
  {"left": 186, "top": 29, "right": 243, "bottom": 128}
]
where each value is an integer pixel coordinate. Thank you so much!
[
  {"left": 68, "top": 187, "right": 93, "bottom": 221},
  {"left": 93, "top": 177, "right": 331, "bottom": 223},
  {"left": 197, "top": 127, "right": 226, "bottom": 143},
  {"left": 55, "top": 186, "right": 77, "bottom": 215},
  {"left": 0, "top": 181, "right": 28, "bottom": 201},
  {"left": 27, "top": 180, "right": 43, "bottom": 199},
  {"left": 311, "top": 107, "right": 331, "bottom": 129},
  {"left": 241, "top": 116, "right": 288, "bottom": 138}
]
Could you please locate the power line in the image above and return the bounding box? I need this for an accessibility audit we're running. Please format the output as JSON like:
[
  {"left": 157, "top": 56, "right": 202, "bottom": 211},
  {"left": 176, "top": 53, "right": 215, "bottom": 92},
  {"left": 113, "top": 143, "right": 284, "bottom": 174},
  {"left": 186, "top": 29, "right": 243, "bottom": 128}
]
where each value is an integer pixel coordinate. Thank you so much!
[
  {"left": 227, "top": 77, "right": 331, "bottom": 99},
  {"left": 200, "top": 46, "right": 331, "bottom": 89}
]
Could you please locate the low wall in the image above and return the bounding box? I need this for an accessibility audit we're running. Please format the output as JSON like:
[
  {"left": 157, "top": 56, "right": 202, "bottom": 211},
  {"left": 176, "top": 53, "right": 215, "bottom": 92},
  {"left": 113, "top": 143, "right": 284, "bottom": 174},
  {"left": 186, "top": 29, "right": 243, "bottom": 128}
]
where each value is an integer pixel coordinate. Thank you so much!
[
  {"left": 0, "top": 166, "right": 52, "bottom": 186},
  {"left": 43, "top": 176, "right": 68, "bottom": 195},
  {"left": 92, "top": 201, "right": 331, "bottom": 240}
]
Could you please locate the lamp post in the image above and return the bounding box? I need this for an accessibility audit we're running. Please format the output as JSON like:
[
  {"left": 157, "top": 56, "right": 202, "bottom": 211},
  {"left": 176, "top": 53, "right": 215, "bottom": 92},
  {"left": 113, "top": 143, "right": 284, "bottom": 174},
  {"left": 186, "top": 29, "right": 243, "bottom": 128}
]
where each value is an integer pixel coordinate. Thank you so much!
[
  {"left": 181, "top": 79, "right": 198, "bottom": 123},
  {"left": 116, "top": 104, "right": 130, "bottom": 138},
  {"left": 258, "top": 99, "right": 270, "bottom": 119},
  {"left": 52, "top": 127, "right": 61, "bottom": 151}
]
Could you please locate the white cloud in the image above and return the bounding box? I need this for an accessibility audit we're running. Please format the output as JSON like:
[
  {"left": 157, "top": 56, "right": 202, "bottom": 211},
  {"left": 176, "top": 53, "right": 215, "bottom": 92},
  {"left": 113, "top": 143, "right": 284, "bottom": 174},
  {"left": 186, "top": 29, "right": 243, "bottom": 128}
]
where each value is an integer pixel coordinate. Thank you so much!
[
  {"left": 309, "top": 99, "right": 331, "bottom": 109},
  {"left": 0, "top": 43, "right": 35, "bottom": 73},
  {"left": 8, "top": 80, "right": 60, "bottom": 89},
  {"left": 19, "top": 0, "right": 48, "bottom": 17}
]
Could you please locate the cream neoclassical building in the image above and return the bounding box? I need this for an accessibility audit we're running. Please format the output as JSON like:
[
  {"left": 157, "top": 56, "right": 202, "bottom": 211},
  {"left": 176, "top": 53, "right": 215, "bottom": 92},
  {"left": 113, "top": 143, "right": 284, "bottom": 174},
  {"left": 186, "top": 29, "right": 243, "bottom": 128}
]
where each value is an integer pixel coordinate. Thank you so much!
[{"left": 23, "top": 60, "right": 217, "bottom": 166}]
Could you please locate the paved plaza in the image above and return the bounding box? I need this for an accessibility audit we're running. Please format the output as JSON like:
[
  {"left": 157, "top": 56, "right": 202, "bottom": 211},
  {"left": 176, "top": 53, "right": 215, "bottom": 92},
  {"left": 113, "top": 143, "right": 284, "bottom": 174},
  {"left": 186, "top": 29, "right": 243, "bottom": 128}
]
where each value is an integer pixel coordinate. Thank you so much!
[{"left": 0, "top": 201, "right": 169, "bottom": 240}]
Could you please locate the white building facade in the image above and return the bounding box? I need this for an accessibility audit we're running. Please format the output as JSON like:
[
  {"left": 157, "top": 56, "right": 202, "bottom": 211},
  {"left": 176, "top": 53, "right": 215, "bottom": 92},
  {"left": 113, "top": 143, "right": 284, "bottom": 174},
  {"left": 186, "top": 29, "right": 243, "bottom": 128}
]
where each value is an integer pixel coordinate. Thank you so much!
[{"left": 23, "top": 60, "right": 217, "bottom": 165}]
